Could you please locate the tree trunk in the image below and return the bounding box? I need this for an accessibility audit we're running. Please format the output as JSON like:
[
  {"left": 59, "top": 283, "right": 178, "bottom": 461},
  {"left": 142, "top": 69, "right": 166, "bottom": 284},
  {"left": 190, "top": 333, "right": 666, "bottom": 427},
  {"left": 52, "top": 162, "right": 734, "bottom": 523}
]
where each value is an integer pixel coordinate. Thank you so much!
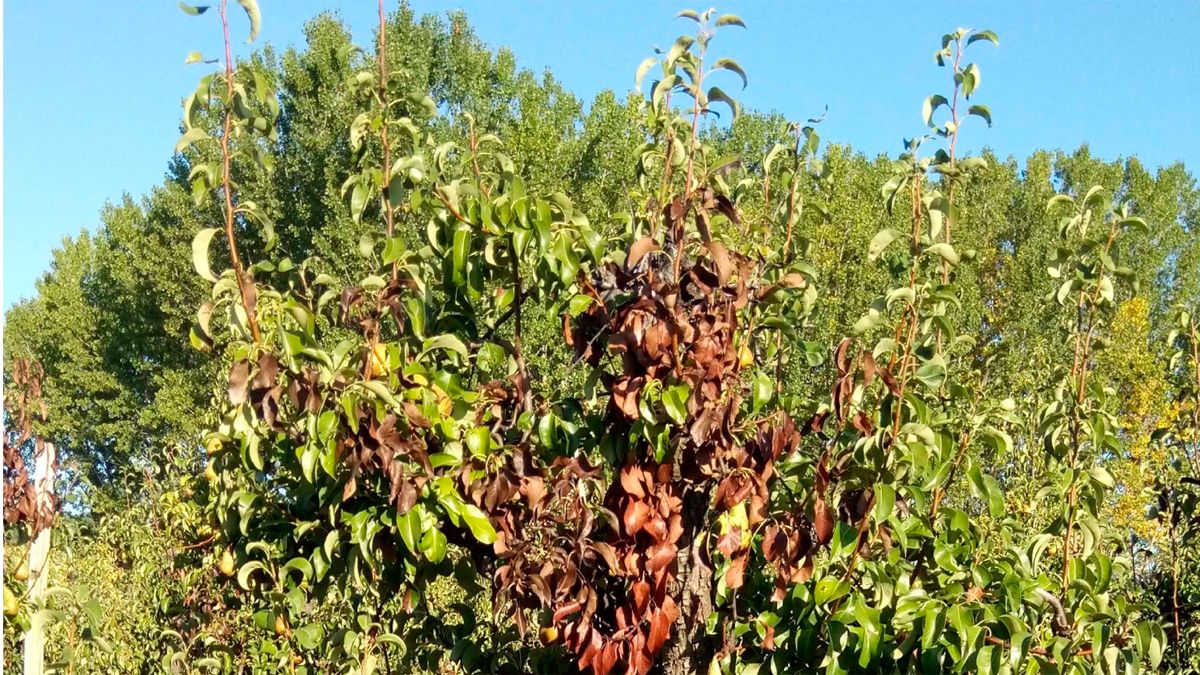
[
  {"left": 658, "top": 483, "right": 717, "bottom": 675},
  {"left": 23, "top": 442, "right": 56, "bottom": 675}
]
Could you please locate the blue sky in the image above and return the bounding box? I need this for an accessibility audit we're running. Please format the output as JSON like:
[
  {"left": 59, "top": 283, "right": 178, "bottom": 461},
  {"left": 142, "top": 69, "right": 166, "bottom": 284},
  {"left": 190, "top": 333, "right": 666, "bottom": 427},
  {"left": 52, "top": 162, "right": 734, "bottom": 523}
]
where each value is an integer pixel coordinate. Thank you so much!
[{"left": 4, "top": 1, "right": 1198, "bottom": 309}]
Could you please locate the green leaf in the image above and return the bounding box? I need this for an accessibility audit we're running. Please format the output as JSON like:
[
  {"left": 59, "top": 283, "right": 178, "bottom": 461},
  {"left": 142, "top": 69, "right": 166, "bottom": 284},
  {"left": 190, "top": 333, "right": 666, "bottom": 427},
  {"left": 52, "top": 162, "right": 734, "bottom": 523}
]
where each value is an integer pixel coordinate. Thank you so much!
[
  {"left": 976, "top": 646, "right": 996, "bottom": 675},
  {"left": 396, "top": 507, "right": 419, "bottom": 553},
  {"left": 568, "top": 293, "right": 594, "bottom": 317},
  {"left": 706, "top": 86, "right": 739, "bottom": 118},
  {"left": 921, "top": 604, "right": 944, "bottom": 649},
  {"left": 922, "top": 95, "right": 949, "bottom": 127},
  {"left": 968, "top": 104, "right": 992, "bottom": 127},
  {"left": 635, "top": 57, "right": 658, "bottom": 91},
  {"left": 676, "top": 9, "right": 700, "bottom": 22},
  {"left": 236, "top": 0, "right": 261, "bottom": 42},
  {"left": 350, "top": 181, "right": 369, "bottom": 224},
  {"left": 382, "top": 236, "right": 407, "bottom": 265},
  {"left": 961, "top": 63, "right": 981, "bottom": 98},
  {"left": 184, "top": 51, "right": 204, "bottom": 65},
  {"left": 967, "top": 30, "right": 999, "bottom": 47},
  {"left": 751, "top": 372, "right": 772, "bottom": 413},
  {"left": 852, "top": 309, "right": 881, "bottom": 336},
  {"left": 1055, "top": 279, "right": 1076, "bottom": 305},
  {"left": 663, "top": 383, "right": 691, "bottom": 426},
  {"left": 294, "top": 624, "right": 324, "bottom": 651},
  {"left": 178, "top": 2, "right": 210, "bottom": 15},
  {"left": 461, "top": 504, "right": 497, "bottom": 545},
  {"left": 832, "top": 521, "right": 858, "bottom": 558},
  {"left": 175, "top": 127, "right": 209, "bottom": 154},
  {"left": 422, "top": 334, "right": 469, "bottom": 359},
  {"left": 914, "top": 356, "right": 946, "bottom": 389},
  {"left": 421, "top": 528, "right": 448, "bottom": 563},
  {"left": 192, "top": 228, "right": 220, "bottom": 282},
  {"left": 982, "top": 473, "right": 1003, "bottom": 517},
  {"left": 280, "top": 557, "right": 314, "bottom": 585},
  {"left": 237, "top": 561, "right": 266, "bottom": 590},
  {"left": 1083, "top": 185, "right": 1107, "bottom": 212},
  {"left": 1046, "top": 194, "right": 1075, "bottom": 212},
  {"left": 1119, "top": 216, "right": 1148, "bottom": 233},
  {"left": 873, "top": 484, "right": 895, "bottom": 523},
  {"left": 815, "top": 577, "right": 849, "bottom": 605},
  {"left": 764, "top": 143, "right": 786, "bottom": 174},
  {"left": 465, "top": 427, "right": 491, "bottom": 457},
  {"left": 1088, "top": 466, "right": 1115, "bottom": 489},
  {"left": 712, "top": 58, "right": 747, "bottom": 89},
  {"left": 981, "top": 427, "right": 1012, "bottom": 455},
  {"left": 452, "top": 226, "right": 471, "bottom": 285},
  {"left": 868, "top": 229, "right": 905, "bottom": 261},
  {"left": 714, "top": 13, "right": 746, "bottom": 28},
  {"left": 926, "top": 242, "right": 960, "bottom": 265}
]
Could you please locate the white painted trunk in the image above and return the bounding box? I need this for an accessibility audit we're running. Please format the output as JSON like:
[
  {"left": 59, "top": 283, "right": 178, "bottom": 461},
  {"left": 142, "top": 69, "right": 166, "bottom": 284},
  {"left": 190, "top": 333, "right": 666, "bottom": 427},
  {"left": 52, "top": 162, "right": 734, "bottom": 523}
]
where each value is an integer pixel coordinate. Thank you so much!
[{"left": 23, "top": 442, "right": 55, "bottom": 675}]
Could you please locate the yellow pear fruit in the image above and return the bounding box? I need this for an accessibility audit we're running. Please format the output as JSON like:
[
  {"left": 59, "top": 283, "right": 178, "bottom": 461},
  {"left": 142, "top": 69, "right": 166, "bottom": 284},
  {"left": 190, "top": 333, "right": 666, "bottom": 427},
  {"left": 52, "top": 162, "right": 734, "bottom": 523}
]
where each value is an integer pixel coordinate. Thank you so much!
[
  {"left": 205, "top": 437, "right": 223, "bottom": 456},
  {"left": 3, "top": 587, "right": 18, "bottom": 617},
  {"left": 274, "top": 614, "right": 289, "bottom": 636},
  {"left": 737, "top": 343, "right": 754, "bottom": 370},
  {"left": 204, "top": 461, "right": 217, "bottom": 482},
  {"left": 219, "top": 549, "right": 236, "bottom": 577},
  {"left": 368, "top": 343, "right": 389, "bottom": 377},
  {"left": 539, "top": 626, "right": 559, "bottom": 645},
  {"left": 13, "top": 560, "right": 29, "bottom": 582}
]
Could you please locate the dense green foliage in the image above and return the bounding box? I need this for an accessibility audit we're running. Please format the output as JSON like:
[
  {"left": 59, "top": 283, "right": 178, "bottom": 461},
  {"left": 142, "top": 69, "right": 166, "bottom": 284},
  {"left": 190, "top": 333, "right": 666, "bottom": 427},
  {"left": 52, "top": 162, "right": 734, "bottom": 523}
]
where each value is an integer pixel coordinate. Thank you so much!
[{"left": 4, "top": 3, "right": 1200, "bottom": 674}]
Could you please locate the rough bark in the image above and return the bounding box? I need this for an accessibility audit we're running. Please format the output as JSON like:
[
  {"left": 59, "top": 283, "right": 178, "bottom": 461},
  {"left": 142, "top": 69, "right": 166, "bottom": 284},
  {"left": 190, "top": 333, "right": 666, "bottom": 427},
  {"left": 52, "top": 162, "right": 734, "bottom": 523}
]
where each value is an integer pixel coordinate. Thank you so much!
[{"left": 658, "top": 483, "right": 716, "bottom": 675}]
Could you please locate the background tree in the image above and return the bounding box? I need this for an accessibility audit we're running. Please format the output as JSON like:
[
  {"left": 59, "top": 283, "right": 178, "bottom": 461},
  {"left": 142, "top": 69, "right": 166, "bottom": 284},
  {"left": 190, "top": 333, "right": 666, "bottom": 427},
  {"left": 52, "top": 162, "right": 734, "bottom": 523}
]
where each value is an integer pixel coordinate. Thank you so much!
[{"left": 4, "top": 2, "right": 1199, "bottom": 674}]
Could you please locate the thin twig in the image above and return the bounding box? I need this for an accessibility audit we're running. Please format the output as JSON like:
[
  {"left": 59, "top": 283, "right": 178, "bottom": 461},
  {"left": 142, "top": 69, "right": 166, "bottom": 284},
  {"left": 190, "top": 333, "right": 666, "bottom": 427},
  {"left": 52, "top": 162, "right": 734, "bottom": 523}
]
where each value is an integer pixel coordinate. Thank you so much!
[{"left": 218, "top": 0, "right": 260, "bottom": 343}]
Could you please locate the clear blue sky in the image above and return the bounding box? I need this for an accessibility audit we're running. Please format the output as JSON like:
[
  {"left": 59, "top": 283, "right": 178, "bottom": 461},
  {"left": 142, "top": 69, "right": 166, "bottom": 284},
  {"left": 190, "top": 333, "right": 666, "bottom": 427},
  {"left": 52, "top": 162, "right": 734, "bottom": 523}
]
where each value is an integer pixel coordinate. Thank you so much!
[{"left": 5, "top": 1, "right": 1198, "bottom": 309}]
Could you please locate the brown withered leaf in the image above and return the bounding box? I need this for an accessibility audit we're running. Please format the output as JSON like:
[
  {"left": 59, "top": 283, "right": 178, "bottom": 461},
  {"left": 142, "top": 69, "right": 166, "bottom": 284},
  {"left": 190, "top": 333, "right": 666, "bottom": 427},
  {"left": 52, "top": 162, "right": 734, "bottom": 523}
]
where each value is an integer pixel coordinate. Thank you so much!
[
  {"left": 667, "top": 197, "right": 687, "bottom": 223},
  {"left": 228, "top": 360, "right": 250, "bottom": 405},
  {"left": 394, "top": 479, "right": 418, "bottom": 513},
  {"left": 813, "top": 496, "right": 833, "bottom": 546},
  {"left": 647, "top": 608, "right": 671, "bottom": 655},
  {"left": 763, "top": 622, "right": 776, "bottom": 651},
  {"left": 631, "top": 580, "right": 651, "bottom": 615},
  {"left": 619, "top": 465, "right": 646, "bottom": 499},
  {"left": 611, "top": 376, "right": 643, "bottom": 419},
  {"left": 851, "top": 411, "right": 874, "bottom": 435},
  {"left": 596, "top": 641, "right": 620, "bottom": 675},
  {"left": 713, "top": 192, "right": 740, "bottom": 226},
  {"left": 253, "top": 353, "right": 278, "bottom": 391},
  {"left": 716, "top": 528, "right": 742, "bottom": 557},
  {"left": 402, "top": 401, "right": 431, "bottom": 429},
  {"left": 523, "top": 476, "right": 547, "bottom": 510},
  {"left": 762, "top": 525, "right": 785, "bottom": 562},
  {"left": 879, "top": 366, "right": 901, "bottom": 396},
  {"left": 861, "top": 350, "right": 877, "bottom": 389},
  {"left": 624, "top": 500, "right": 650, "bottom": 537},
  {"left": 626, "top": 237, "right": 660, "bottom": 272},
  {"left": 725, "top": 555, "right": 747, "bottom": 589},
  {"left": 796, "top": 555, "right": 814, "bottom": 583},
  {"left": 644, "top": 517, "right": 667, "bottom": 542},
  {"left": 705, "top": 241, "right": 732, "bottom": 285},
  {"left": 834, "top": 338, "right": 854, "bottom": 374},
  {"left": 339, "top": 286, "right": 363, "bottom": 323},
  {"left": 645, "top": 542, "right": 675, "bottom": 573},
  {"left": 695, "top": 209, "right": 713, "bottom": 244},
  {"left": 591, "top": 542, "right": 620, "bottom": 572},
  {"left": 806, "top": 411, "right": 829, "bottom": 436},
  {"left": 553, "top": 600, "right": 583, "bottom": 624}
]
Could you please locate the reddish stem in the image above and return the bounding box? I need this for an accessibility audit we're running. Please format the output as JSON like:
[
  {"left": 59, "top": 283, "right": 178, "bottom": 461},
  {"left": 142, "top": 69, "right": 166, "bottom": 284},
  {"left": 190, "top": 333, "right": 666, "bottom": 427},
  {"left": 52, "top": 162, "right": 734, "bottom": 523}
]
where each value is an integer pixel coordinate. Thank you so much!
[
  {"left": 218, "top": 0, "right": 260, "bottom": 344},
  {"left": 378, "top": 0, "right": 397, "bottom": 281}
]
